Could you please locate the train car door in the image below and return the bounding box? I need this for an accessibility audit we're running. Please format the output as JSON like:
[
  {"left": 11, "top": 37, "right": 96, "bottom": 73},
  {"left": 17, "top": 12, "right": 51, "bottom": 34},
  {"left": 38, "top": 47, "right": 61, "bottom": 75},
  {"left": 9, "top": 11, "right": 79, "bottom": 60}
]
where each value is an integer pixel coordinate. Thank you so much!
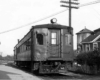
[{"left": 49, "top": 29, "right": 61, "bottom": 58}]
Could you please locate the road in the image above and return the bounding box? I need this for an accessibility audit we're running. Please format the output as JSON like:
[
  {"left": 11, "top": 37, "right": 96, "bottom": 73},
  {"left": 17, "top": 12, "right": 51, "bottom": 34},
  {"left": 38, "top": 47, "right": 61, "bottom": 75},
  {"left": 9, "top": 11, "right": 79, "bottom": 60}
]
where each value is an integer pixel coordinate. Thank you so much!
[{"left": 0, "top": 62, "right": 100, "bottom": 80}]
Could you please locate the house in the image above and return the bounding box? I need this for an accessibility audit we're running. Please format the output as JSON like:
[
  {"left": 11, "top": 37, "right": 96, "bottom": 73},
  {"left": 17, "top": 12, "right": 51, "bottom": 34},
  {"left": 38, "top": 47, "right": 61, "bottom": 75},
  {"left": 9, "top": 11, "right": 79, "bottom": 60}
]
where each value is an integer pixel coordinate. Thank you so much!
[
  {"left": 76, "top": 27, "right": 92, "bottom": 53},
  {"left": 81, "top": 28, "right": 100, "bottom": 52},
  {"left": 77, "top": 27, "right": 100, "bottom": 53}
]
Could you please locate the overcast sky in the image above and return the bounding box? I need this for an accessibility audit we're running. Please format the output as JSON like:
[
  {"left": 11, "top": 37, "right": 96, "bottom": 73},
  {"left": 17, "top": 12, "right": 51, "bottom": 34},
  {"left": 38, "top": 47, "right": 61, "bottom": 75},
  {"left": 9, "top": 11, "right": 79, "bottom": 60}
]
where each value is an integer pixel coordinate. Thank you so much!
[{"left": 0, "top": 0, "right": 100, "bottom": 56}]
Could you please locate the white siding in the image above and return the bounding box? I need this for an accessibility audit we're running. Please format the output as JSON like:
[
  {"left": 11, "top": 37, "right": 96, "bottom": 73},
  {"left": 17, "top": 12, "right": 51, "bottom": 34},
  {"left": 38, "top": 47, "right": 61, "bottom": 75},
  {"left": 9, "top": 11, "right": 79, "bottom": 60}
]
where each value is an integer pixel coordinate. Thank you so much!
[{"left": 77, "top": 33, "right": 91, "bottom": 44}]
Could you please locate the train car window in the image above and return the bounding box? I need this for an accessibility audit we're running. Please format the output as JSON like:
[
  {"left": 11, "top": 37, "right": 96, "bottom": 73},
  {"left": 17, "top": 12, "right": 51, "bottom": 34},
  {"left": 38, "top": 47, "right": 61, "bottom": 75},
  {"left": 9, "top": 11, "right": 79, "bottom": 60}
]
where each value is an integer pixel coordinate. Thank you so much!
[
  {"left": 65, "top": 34, "right": 71, "bottom": 45},
  {"left": 51, "top": 33, "right": 57, "bottom": 44},
  {"left": 25, "top": 38, "right": 31, "bottom": 50},
  {"left": 36, "top": 33, "right": 44, "bottom": 45},
  {"left": 21, "top": 46, "right": 23, "bottom": 52},
  {"left": 20, "top": 45, "right": 22, "bottom": 52},
  {"left": 17, "top": 47, "right": 20, "bottom": 53},
  {"left": 21, "top": 45, "right": 23, "bottom": 52},
  {"left": 22, "top": 43, "right": 25, "bottom": 51},
  {"left": 20, "top": 46, "right": 22, "bottom": 52}
]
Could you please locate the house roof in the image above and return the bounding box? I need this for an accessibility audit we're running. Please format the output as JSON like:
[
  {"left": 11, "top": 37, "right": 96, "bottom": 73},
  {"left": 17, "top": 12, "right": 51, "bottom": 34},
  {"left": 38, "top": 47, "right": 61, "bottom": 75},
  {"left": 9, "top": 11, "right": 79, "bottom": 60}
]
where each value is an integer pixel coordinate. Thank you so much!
[
  {"left": 82, "top": 32, "right": 100, "bottom": 43},
  {"left": 94, "top": 28, "right": 100, "bottom": 33},
  {"left": 76, "top": 28, "right": 92, "bottom": 34}
]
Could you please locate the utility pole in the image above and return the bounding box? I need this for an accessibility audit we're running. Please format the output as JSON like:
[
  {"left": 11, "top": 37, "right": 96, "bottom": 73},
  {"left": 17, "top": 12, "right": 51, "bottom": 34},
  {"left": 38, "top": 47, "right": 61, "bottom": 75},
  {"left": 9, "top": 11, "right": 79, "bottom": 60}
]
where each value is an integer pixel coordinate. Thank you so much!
[{"left": 60, "top": 0, "right": 79, "bottom": 27}]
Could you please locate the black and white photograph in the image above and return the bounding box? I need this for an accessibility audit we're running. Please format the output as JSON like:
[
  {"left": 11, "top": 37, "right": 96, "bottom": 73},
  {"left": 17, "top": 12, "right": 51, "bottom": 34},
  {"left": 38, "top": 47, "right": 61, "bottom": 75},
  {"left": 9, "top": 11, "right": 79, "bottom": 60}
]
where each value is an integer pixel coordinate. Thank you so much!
[{"left": 0, "top": 0, "right": 100, "bottom": 80}]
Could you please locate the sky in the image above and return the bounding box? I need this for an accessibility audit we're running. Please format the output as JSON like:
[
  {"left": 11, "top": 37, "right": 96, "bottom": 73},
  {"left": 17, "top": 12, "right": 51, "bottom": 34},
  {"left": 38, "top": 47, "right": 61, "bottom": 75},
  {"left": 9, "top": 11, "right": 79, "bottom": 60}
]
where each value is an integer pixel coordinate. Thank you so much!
[{"left": 0, "top": 0, "right": 100, "bottom": 56}]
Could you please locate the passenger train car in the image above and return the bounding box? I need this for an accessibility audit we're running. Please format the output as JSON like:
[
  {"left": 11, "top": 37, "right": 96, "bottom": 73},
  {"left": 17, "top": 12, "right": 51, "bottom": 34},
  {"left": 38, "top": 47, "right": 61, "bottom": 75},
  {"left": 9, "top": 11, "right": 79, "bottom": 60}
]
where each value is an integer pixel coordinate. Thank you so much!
[{"left": 14, "top": 19, "right": 74, "bottom": 73}]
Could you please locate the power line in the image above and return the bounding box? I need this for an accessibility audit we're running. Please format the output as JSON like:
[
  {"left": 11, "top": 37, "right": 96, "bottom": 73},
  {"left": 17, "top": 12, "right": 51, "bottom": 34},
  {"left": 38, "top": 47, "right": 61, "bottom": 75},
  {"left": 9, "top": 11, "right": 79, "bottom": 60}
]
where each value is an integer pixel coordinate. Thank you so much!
[
  {"left": 79, "top": 0, "right": 100, "bottom": 7},
  {"left": 0, "top": 9, "right": 68, "bottom": 34},
  {"left": 88, "top": 6, "right": 100, "bottom": 21},
  {"left": 0, "top": 0, "right": 100, "bottom": 34},
  {"left": 92, "top": 7, "right": 100, "bottom": 17}
]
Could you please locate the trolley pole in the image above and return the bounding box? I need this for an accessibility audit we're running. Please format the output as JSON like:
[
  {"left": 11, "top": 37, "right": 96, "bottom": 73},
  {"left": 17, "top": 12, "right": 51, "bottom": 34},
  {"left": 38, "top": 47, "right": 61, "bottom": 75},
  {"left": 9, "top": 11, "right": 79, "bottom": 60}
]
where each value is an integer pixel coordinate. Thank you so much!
[{"left": 60, "top": 0, "right": 79, "bottom": 27}]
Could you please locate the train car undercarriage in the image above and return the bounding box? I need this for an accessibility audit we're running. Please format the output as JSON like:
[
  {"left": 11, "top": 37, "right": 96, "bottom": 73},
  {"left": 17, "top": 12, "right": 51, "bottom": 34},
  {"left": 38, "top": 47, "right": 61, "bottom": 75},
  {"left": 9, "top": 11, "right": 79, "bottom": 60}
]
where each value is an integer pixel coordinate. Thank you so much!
[
  {"left": 32, "top": 60, "right": 72, "bottom": 74},
  {"left": 15, "top": 60, "right": 72, "bottom": 74}
]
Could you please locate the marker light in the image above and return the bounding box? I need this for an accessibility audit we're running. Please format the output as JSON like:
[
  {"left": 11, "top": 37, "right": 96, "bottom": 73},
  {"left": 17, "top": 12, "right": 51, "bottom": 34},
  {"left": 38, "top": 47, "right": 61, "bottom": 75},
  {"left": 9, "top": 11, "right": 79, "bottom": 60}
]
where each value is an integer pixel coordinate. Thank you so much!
[{"left": 51, "top": 18, "right": 57, "bottom": 24}]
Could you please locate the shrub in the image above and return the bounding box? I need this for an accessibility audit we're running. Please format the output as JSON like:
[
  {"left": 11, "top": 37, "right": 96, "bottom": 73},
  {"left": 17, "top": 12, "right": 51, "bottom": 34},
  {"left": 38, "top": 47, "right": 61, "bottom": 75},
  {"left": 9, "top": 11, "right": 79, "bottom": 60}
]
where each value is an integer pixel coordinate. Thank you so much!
[{"left": 75, "top": 50, "right": 100, "bottom": 67}]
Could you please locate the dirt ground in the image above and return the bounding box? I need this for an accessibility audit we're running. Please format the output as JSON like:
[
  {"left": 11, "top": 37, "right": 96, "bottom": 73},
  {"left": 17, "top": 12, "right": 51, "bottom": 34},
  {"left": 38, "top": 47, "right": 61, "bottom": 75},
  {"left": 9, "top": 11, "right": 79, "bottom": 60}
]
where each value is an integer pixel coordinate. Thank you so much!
[{"left": 0, "top": 61, "right": 100, "bottom": 80}]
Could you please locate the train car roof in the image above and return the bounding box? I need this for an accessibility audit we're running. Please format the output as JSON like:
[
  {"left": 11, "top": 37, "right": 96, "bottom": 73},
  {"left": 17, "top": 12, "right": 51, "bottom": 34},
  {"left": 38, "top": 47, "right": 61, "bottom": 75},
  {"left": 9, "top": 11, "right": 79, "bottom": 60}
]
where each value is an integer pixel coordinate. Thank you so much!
[
  {"left": 32, "top": 23, "right": 73, "bottom": 29},
  {"left": 14, "top": 23, "right": 73, "bottom": 48}
]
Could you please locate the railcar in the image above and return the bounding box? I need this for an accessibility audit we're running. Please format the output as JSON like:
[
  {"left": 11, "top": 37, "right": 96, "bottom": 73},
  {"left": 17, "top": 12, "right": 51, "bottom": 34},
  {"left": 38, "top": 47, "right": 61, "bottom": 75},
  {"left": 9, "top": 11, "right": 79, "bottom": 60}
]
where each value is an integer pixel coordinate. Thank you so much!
[{"left": 14, "top": 19, "right": 75, "bottom": 73}]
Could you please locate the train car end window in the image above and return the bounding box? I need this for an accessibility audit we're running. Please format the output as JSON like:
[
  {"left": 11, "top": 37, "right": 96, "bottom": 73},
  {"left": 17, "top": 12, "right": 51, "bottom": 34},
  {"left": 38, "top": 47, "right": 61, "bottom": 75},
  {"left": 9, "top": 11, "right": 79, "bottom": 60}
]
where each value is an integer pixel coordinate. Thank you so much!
[
  {"left": 36, "top": 33, "right": 44, "bottom": 45},
  {"left": 65, "top": 34, "right": 71, "bottom": 45},
  {"left": 51, "top": 33, "right": 57, "bottom": 44}
]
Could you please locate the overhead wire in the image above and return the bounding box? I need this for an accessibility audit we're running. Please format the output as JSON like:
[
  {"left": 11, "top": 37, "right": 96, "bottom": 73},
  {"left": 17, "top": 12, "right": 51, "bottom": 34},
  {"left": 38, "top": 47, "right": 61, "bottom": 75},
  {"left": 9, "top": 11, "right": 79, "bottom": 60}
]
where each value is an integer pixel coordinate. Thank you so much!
[
  {"left": 91, "top": 7, "right": 100, "bottom": 18},
  {"left": 79, "top": 0, "right": 100, "bottom": 7},
  {"left": 0, "top": 9, "right": 68, "bottom": 34},
  {"left": 0, "top": 0, "right": 100, "bottom": 34}
]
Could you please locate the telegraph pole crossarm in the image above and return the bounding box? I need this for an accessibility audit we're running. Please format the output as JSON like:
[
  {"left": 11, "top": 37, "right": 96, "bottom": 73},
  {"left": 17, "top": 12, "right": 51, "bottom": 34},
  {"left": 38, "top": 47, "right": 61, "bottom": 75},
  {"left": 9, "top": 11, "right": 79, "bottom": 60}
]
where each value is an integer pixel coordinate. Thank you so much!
[
  {"left": 61, "top": 5, "right": 78, "bottom": 9},
  {"left": 61, "top": 1, "right": 79, "bottom": 5}
]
